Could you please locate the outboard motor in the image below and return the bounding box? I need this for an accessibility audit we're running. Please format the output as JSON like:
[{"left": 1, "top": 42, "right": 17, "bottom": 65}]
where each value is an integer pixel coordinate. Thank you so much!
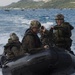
[{"left": 2, "top": 47, "right": 75, "bottom": 75}]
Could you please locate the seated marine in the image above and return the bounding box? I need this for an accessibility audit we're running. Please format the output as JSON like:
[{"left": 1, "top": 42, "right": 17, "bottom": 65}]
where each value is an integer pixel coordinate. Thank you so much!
[
  {"left": 4, "top": 33, "right": 24, "bottom": 60},
  {"left": 21, "top": 20, "right": 49, "bottom": 54}
]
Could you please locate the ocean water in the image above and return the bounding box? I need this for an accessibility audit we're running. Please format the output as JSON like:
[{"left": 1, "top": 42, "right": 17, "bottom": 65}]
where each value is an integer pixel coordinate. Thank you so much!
[{"left": 0, "top": 8, "right": 75, "bottom": 75}]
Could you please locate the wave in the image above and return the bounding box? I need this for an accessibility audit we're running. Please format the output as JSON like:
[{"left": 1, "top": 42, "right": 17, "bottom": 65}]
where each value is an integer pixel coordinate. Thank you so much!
[
  {"left": 0, "top": 69, "right": 2, "bottom": 75},
  {"left": 42, "top": 22, "right": 54, "bottom": 30}
]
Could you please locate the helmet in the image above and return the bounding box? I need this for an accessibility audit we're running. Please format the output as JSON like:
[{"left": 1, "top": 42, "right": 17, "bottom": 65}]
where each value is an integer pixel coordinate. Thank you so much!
[
  {"left": 55, "top": 14, "right": 64, "bottom": 20},
  {"left": 30, "top": 20, "right": 41, "bottom": 28},
  {"left": 10, "top": 33, "right": 16, "bottom": 37},
  {"left": 11, "top": 36, "right": 19, "bottom": 41},
  {"left": 8, "top": 38, "right": 13, "bottom": 43},
  {"left": 10, "top": 33, "right": 19, "bottom": 41}
]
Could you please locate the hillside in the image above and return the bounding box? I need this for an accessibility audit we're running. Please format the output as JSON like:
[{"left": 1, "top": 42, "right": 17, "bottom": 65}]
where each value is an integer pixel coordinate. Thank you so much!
[
  {"left": 41, "top": 0, "right": 75, "bottom": 8},
  {"left": 3, "top": 0, "right": 75, "bottom": 8},
  {"left": 4, "top": 0, "right": 44, "bottom": 8}
]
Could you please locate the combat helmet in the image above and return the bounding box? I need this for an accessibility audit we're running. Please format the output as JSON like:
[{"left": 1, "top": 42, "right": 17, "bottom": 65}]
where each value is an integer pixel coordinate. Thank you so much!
[
  {"left": 30, "top": 20, "right": 41, "bottom": 28},
  {"left": 10, "top": 33, "right": 19, "bottom": 41},
  {"left": 55, "top": 14, "right": 64, "bottom": 20}
]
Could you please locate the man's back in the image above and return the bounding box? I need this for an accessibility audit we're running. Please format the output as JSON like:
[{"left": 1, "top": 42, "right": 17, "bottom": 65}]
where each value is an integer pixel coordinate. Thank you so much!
[{"left": 22, "top": 29, "right": 43, "bottom": 54}]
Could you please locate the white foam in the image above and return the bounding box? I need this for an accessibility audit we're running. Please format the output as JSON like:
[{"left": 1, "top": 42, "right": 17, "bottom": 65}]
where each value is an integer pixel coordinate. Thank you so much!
[
  {"left": 0, "top": 69, "right": 2, "bottom": 75},
  {"left": 0, "top": 33, "right": 10, "bottom": 54},
  {"left": 42, "top": 22, "right": 54, "bottom": 30},
  {"left": 13, "top": 16, "right": 31, "bottom": 25}
]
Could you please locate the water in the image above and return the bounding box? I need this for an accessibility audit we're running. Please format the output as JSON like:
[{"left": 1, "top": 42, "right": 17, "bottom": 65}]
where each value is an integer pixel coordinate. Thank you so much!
[{"left": 0, "top": 8, "right": 75, "bottom": 75}]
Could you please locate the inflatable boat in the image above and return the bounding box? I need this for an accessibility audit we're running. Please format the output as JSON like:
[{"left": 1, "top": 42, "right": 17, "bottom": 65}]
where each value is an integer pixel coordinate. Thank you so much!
[{"left": 1, "top": 47, "right": 75, "bottom": 75}]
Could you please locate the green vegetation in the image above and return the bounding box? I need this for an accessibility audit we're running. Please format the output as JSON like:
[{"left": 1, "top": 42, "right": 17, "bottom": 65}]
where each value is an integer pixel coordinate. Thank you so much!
[
  {"left": 5, "top": 0, "right": 44, "bottom": 8},
  {"left": 3, "top": 0, "right": 75, "bottom": 8},
  {"left": 41, "top": 0, "right": 75, "bottom": 8}
]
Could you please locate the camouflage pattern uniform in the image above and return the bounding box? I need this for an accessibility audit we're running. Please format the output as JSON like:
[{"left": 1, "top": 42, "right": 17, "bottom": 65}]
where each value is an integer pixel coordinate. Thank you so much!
[
  {"left": 53, "top": 14, "right": 74, "bottom": 53},
  {"left": 22, "top": 20, "right": 44, "bottom": 54},
  {"left": 4, "top": 33, "right": 24, "bottom": 59},
  {"left": 40, "top": 28, "right": 53, "bottom": 47}
]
